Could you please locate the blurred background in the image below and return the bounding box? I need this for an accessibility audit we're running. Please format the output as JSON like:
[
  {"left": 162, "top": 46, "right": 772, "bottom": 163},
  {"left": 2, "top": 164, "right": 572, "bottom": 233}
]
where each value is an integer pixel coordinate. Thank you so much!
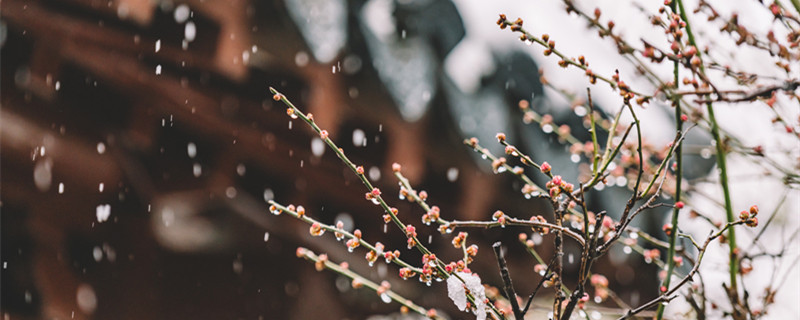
[{"left": 2, "top": 0, "right": 796, "bottom": 319}]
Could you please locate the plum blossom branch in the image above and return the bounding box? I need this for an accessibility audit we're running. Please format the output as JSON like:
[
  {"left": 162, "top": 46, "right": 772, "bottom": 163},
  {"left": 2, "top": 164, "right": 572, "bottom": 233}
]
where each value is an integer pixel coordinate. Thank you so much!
[{"left": 296, "top": 247, "right": 443, "bottom": 320}]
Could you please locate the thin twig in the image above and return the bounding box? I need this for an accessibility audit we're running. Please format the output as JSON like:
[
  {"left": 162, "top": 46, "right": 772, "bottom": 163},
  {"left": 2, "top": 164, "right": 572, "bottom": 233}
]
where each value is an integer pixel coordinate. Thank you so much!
[{"left": 493, "top": 242, "right": 524, "bottom": 319}]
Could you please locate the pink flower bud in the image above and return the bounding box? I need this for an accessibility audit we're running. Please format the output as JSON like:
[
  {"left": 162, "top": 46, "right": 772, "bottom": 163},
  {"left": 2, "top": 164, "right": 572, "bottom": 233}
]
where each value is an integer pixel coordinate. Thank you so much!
[
  {"left": 684, "top": 46, "right": 697, "bottom": 58},
  {"left": 739, "top": 210, "right": 749, "bottom": 220},
  {"left": 663, "top": 223, "right": 673, "bottom": 236},
  {"left": 405, "top": 225, "right": 417, "bottom": 237},
  {"left": 540, "top": 161, "right": 552, "bottom": 173}
]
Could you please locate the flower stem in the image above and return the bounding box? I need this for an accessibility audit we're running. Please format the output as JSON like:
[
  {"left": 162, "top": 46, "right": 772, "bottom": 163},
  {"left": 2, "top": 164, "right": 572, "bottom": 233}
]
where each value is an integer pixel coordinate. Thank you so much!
[
  {"left": 675, "top": 0, "right": 738, "bottom": 295},
  {"left": 657, "top": 3, "right": 685, "bottom": 315}
]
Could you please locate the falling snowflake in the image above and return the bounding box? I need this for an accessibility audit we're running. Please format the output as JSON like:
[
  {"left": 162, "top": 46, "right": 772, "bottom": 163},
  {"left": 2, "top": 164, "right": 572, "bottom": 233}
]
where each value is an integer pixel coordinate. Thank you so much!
[{"left": 96, "top": 204, "right": 111, "bottom": 223}]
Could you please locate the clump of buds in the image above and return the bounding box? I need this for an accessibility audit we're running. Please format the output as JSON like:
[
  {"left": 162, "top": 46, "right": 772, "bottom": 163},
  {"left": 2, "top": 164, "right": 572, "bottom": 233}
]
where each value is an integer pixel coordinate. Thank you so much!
[
  {"left": 643, "top": 248, "right": 661, "bottom": 264},
  {"left": 741, "top": 205, "right": 759, "bottom": 227},
  {"left": 366, "top": 243, "right": 383, "bottom": 265},
  {"left": 309, "top": 222, "right": 325, "bottom": 236},
  {"left": 346, "top": 230, "right": 361, "bottom": 251},
  {"left": 492, "top": 210, "right": 508, "bottom": 226},
  {"left": 497, "top": 14, "right": 507, "bottom": 27},
  {"left": 399, "top": 267, "right": 416, "bottom": 280},
  {"left": 384, "top": 250, "right": 400, "bottom": 263},
  {"left": 406, "top": 237, "right": 417, "bottom": 249},
  {"left": 365, "top": 188, "right": 381, "bottom": 202},
  {"left": 438, "top": 224, "right": 454, "bottom": 234},
  {"left": 333, "top": 222, "right": 344, "bottom": 240},
  {"left": 521, "top": 184, "right": 537, "bottom": 196},
  {"left": 444, "top": 262, "right": 455, "bottom": 273},
  {"left": 545, "top": 175, "right": 573, "bottom": 197},
  {"left": 405, "top": 225, "right": 417, "bottom": 237},
  {"left": 452, "top": 232, "right": 468, "bottom": 248},
  {"left": 422, "top": 253, "right": 437, "bottom": 267},
  {"left": 510, "top": 18, "right": 524, "bottom": 31},
  {"left": 466, "top": 244, "right": 479, "bottom": 258},
  {"left": 422, "top": 206, "right": 441, "bottom": 225}
]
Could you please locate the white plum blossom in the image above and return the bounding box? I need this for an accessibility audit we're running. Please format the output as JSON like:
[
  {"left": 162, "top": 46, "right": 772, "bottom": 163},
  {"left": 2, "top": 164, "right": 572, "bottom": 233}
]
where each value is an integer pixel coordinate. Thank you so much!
[{"left": 446, "top": 272, "right": 486, "bottom": 320}]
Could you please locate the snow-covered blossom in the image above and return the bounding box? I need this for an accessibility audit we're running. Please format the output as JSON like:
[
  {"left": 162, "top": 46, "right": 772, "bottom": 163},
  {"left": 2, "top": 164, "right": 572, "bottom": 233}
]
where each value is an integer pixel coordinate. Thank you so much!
[{"left": 446, "top": 272, "right": 486, "bottom": 320}]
